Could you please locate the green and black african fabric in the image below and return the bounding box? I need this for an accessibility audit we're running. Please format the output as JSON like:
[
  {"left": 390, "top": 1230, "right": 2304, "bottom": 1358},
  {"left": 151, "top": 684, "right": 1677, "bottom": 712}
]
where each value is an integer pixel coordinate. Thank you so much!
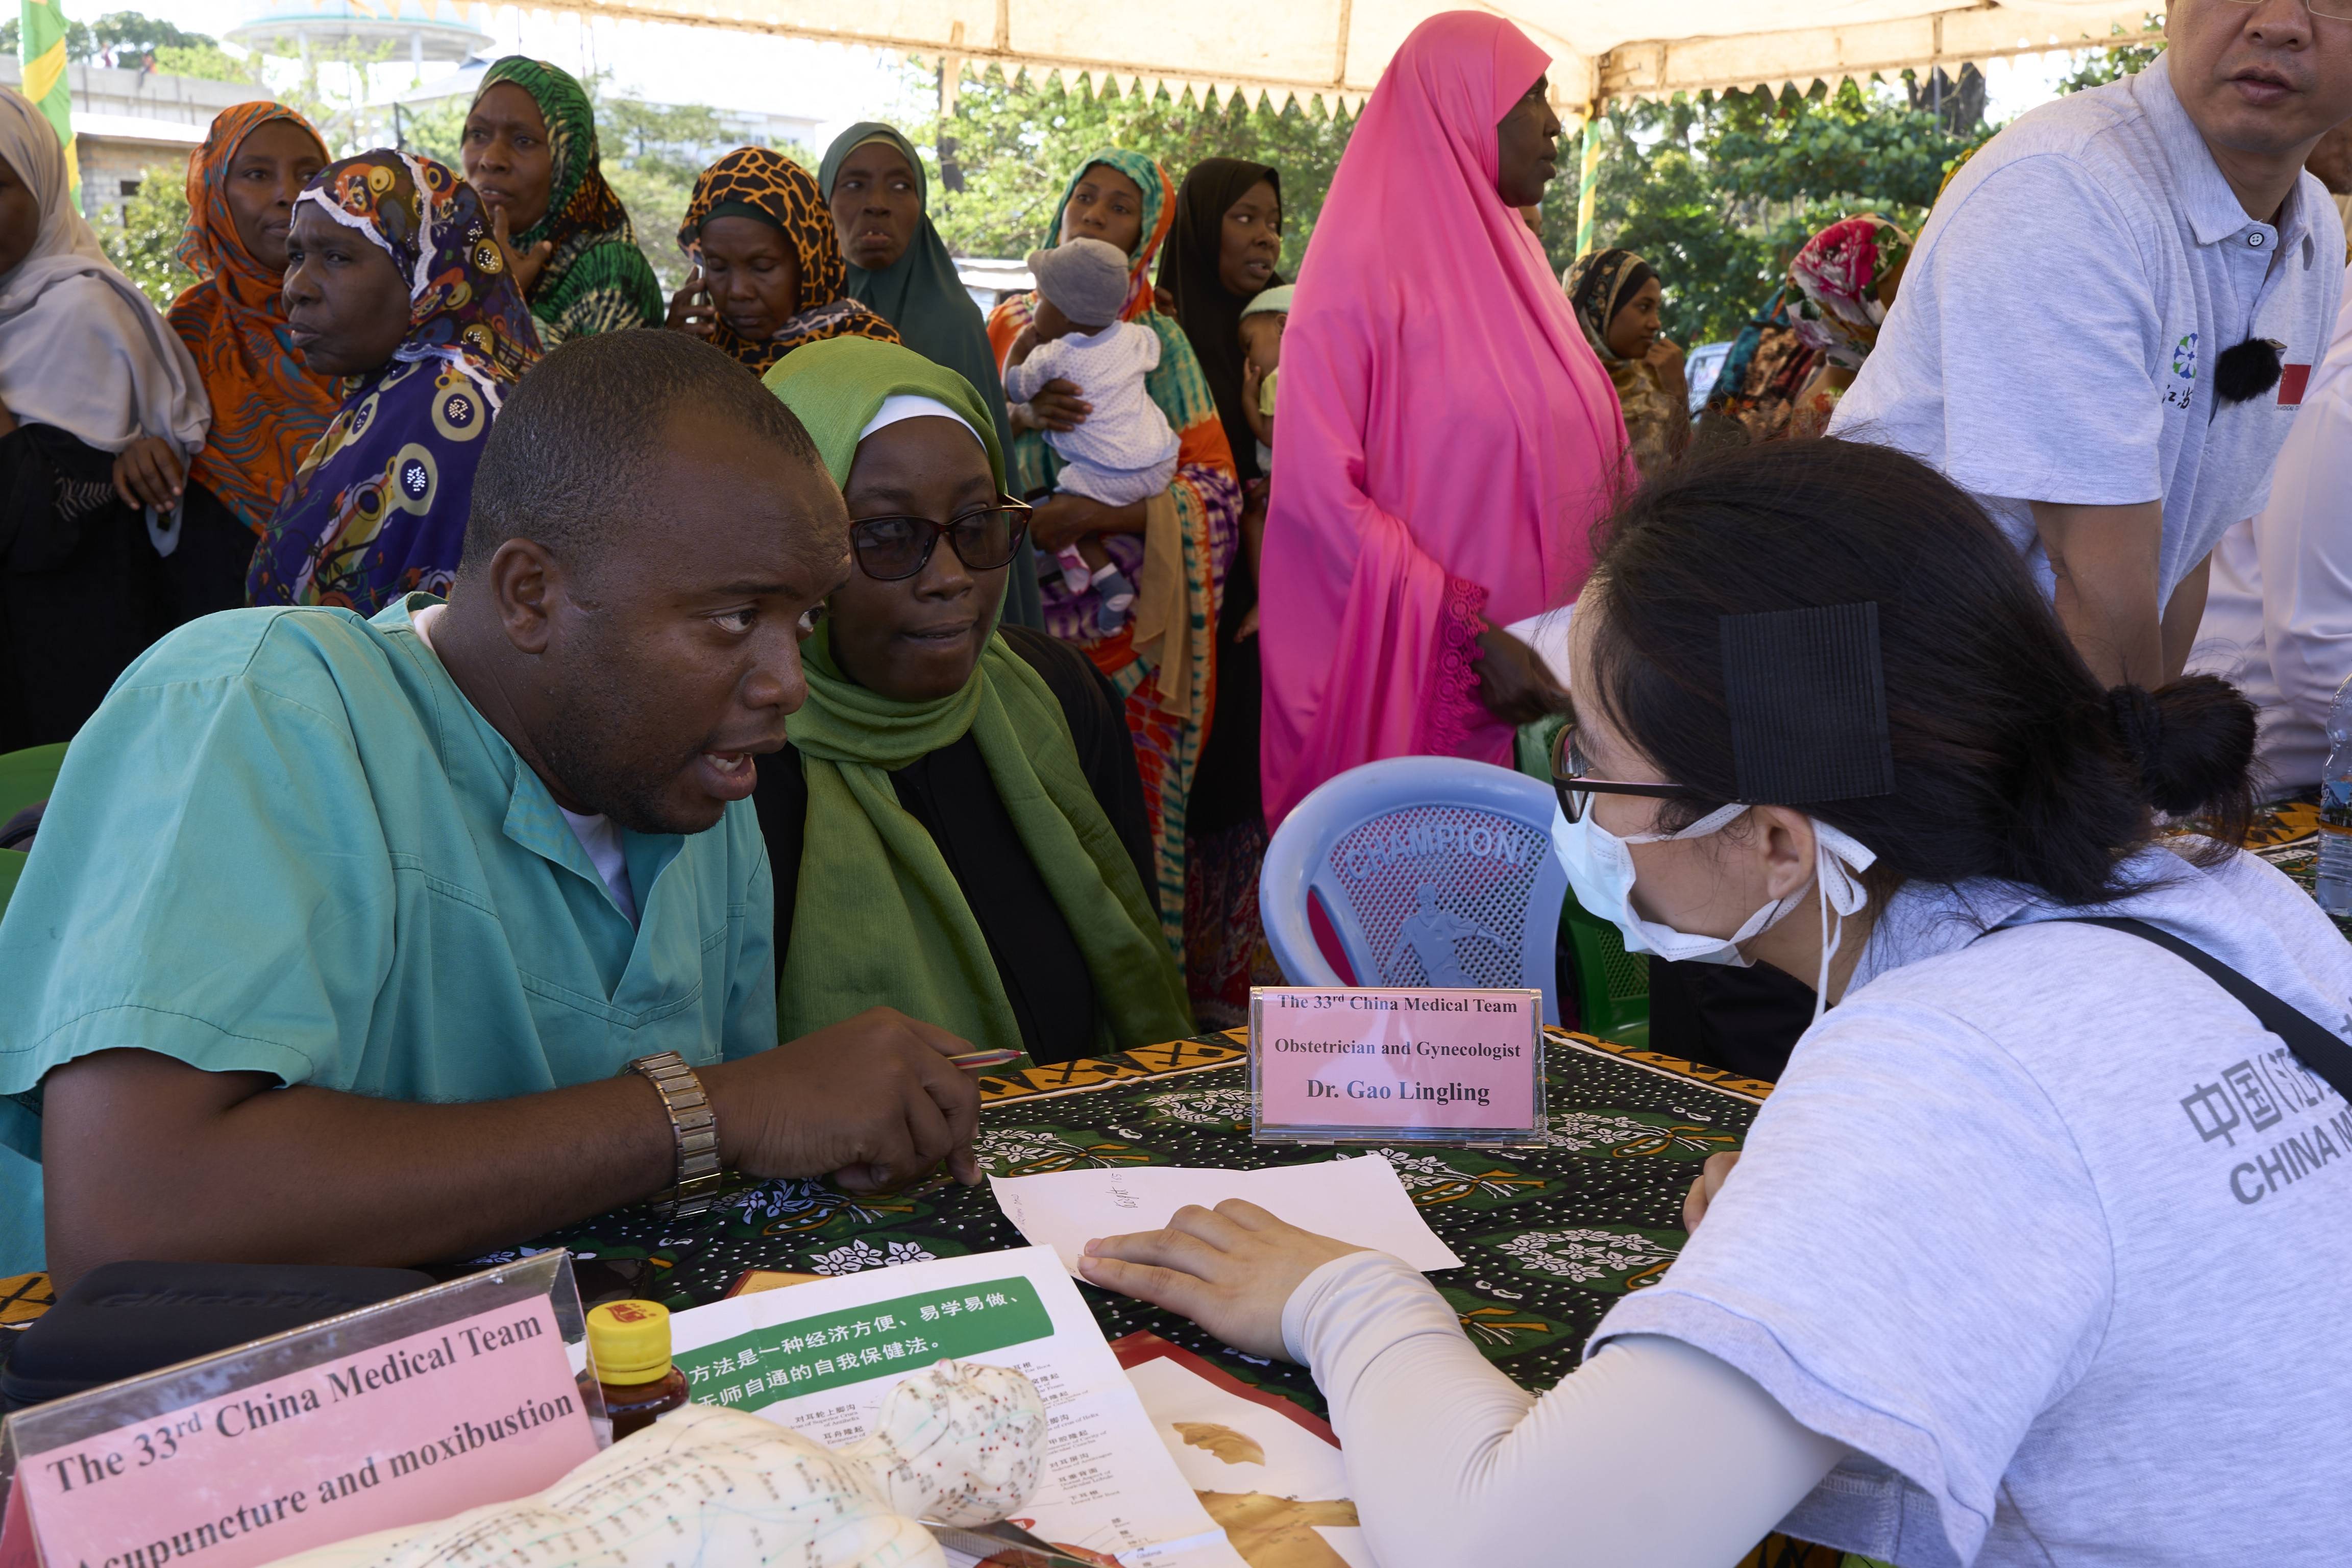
[
  {"left": 678, "top": 146, "right": 901, "bottom": 376},
  {"left": 515, "top": 1029, "right": 1766, "bottom": 1412},
  {"left": 473, "top": 57, "right": 663, "bottom": 345}
]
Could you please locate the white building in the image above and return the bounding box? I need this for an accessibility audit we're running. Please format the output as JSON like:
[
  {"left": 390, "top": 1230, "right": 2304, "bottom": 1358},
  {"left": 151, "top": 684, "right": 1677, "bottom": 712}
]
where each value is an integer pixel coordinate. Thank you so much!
[{"left": 0, "top": 59, "right": 253, "bottom": 226}]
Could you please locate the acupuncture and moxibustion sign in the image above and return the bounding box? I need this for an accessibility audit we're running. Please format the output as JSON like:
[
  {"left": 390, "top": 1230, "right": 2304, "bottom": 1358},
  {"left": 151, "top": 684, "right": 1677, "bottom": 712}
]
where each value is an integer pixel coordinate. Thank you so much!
[
  {"left": 1250, "top": 986, "right": 1547, "bottom": 1146},
  {"left": 1, "top": 1294, "right": 596, "bottom": 1568}
]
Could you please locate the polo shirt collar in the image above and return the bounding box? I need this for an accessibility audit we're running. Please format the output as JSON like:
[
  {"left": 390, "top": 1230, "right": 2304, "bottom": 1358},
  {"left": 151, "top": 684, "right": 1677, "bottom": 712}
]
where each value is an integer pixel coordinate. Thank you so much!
[
  {"left": 2139, "top": 51, "right": 2319, "bottom": 261},
  {"left": 377, "top": 594, "right": 642, "bottom": 913}
]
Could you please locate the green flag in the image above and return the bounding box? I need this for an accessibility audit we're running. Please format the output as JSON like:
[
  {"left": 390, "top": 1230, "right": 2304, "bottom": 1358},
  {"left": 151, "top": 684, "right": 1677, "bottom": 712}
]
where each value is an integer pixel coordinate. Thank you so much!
[
  {"left": 18, "top": 0, "right": 77, "bottom": 209},
  {"left": 1574, "top": 112, "right": 1604, "bottom": 259}
]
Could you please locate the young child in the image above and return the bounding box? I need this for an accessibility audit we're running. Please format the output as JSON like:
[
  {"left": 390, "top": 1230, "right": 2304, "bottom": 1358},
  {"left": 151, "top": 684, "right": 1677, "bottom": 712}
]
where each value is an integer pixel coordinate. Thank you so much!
[
  {"left": 1004, "top": 237, "right": 1179, "bottom": 632},
  {"left": 1239, "top": 284, "right": 1290, "bottom": 477}
]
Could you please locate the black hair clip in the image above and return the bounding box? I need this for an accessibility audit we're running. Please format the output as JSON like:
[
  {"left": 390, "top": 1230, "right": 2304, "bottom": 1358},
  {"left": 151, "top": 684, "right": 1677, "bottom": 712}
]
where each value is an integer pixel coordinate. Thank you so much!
[
  {"left": 1720, "top": 603, "right": 1895, "bottom": 804},
  {"left": 2214, "top": 338, "right": 2285, "bottom": 406}
]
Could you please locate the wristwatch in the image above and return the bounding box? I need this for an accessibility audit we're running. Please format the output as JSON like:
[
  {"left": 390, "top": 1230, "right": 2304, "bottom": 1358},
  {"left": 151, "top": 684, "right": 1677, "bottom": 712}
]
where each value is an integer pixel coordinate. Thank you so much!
[{"left": 624, "top": 1050, "right": 722, "bottom": 1222}]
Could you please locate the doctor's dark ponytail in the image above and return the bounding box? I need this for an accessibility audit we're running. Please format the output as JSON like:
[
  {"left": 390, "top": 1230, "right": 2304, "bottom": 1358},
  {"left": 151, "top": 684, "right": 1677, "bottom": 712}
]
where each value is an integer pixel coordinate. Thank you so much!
[
  {"left": 1582, "top": 437, "right": 2258, "bottom": 909},
  {"left": 2105, "top": 678, "right": 2258, "bottom": 824}
]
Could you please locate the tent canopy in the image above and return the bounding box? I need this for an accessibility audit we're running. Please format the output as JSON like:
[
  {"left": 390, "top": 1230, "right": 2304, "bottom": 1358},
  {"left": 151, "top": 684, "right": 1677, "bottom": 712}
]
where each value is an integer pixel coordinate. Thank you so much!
[{"left": 510, "top": 0, "right": 2162, "bottom": 111}]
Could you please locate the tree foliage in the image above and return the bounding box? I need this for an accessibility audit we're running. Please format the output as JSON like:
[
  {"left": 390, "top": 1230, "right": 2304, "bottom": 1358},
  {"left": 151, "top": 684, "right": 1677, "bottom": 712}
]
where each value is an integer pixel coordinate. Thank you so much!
[
  {"left": 2, "top": 9, "right": 210, "bottom": 69},
  {"left": 2059, "top": 15, "right": 2165, "bottom": 95},
  {"left": 895, "top": 61, "right": 1984, "bottom": 349},
  {"left": 150, "top": 43, "right": 265, "bottom": 85},
  {"left": 910, "top": 66, "right": 1354, "bottom": 270},
  {"left": 103, "top": 162, "right": 193, "bottom": 309},
  {"left": 1540, "top": 77, "right": 1993, "bottom": 347}
]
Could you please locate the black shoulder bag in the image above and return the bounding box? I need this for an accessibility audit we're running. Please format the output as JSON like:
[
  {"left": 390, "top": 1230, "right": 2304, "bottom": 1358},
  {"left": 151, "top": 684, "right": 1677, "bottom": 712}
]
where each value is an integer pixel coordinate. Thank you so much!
[{"left": 2034, "top": 916, "right": 2352, "bottom": 1103}]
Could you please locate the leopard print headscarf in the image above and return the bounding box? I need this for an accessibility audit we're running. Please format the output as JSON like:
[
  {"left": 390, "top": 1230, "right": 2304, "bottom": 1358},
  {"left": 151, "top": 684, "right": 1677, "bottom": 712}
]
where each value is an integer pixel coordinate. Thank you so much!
[{"left": 678, "top": 146, "right": 900, "bottom": 375}]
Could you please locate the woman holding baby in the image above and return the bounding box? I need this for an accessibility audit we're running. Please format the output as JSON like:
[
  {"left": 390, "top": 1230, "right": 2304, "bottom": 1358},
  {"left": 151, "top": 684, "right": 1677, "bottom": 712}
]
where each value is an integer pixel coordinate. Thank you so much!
[{"left": 987, "top": 151, "right": 1241, "bottom": 977}]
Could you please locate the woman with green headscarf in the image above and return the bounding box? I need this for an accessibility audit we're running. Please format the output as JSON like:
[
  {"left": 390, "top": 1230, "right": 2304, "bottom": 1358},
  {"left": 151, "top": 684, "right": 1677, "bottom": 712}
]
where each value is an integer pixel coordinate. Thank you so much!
[
  {"left": 462, "top": 56, "right": 663, "bottom": 344},
  {"left": 753, "top": 336, "right": 1192, "bottom": 1067},
  {"left": 820, "top": 121, "right": 1041, "bottom": 630}
]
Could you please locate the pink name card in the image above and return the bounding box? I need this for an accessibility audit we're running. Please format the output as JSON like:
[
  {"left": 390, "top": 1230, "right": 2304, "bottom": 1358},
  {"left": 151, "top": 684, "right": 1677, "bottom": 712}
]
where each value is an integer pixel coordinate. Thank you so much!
[
  {"left": 3, "top": 1277, "right": 597, "bottom": 1568},
  {"left": 1250, "top": 986, "right": 1547, "bottom": 1146}
]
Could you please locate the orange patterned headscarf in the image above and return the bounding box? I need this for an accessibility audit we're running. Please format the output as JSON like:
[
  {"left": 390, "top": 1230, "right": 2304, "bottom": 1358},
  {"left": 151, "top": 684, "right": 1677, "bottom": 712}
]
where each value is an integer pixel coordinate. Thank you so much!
[{"left": 167, "top": 102, "right": 340, "bottom": 534}]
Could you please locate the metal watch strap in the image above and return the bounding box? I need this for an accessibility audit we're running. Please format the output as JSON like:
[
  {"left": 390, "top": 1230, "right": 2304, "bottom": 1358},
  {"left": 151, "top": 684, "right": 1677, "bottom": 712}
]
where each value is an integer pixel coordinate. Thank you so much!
[{"left": 625, "top": 1050, "right": 721, "bottom": 1221}]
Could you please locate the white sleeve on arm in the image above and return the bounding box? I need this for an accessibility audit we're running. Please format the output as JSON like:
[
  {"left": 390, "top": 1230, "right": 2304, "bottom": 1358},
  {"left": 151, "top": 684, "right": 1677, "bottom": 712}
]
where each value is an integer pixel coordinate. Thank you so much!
[
  {"left": 2255, "top": 385, "right": 2352, "bottom": 750},
  {"left": 1912, "top": 157, "right": 2164, "bottom": 508},
  {"left": 1282, "top": 1252, "right": 1846, "bottom": 1568},
  {"left": 1004, "top": 340, "right": 1061, "bottom": 404}
]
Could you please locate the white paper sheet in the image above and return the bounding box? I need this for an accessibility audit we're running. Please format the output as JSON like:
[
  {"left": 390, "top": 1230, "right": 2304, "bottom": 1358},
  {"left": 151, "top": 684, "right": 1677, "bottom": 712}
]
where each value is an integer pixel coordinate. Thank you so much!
[
  {"left": 989, "top": 1157, "right": 1464, "bottom": 1277},
  {"left": 666, "top": 1246, "right": 1246, "bottom": 1568},
  {"left": 1505, "top": 605, "right": 1575, "bottom": 692}
]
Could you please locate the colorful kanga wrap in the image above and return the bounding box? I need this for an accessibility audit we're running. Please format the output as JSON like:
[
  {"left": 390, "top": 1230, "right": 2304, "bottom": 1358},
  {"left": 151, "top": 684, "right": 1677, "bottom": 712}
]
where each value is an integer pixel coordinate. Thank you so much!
[
  {"left": 1787, "top": 214, "right": 1914, "bottom": 369},
  {"left": 679, "top": 146, "right": 901, "bottom": 376},
  {"left": 986, "top": 149, "right": 1242, "bottom": 952},
  {"left": 1564, "top": 246, "right": 1684, "bottom": 483},
  {"left": 249, "top": 151, "right": 541, "bottom": 615},
  {"left": 167, "top": 102, "right": 340, "bottom": 534},
  {"left": 472, "top": 57, "right": 664, "bottom": 345}
]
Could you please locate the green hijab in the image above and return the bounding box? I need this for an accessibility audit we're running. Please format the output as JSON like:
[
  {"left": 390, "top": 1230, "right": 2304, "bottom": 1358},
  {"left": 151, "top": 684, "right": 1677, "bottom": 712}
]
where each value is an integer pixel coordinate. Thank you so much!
[
  {"left": 473, "top": 57, "right": 663, "bottom": 340},
  {"left": 818, "top": 122, "right": 1040, "bottom": 629},
  {"left": 761, "top": 337, "right": 1191, "bottom": 1062}
]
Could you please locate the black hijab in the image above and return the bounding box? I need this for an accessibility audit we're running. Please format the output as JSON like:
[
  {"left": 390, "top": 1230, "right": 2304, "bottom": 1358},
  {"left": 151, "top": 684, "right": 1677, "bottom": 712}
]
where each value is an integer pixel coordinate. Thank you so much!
[{"left": 1157, "top": 158, "right": 1282, "bottom": 482}]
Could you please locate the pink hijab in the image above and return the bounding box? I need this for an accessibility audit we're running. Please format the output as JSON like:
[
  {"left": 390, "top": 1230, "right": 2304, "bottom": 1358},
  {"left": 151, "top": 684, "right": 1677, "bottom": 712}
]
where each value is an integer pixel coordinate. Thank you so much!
[{"left": 1258, "top": 11, "right": 1628, "bottom": 825}]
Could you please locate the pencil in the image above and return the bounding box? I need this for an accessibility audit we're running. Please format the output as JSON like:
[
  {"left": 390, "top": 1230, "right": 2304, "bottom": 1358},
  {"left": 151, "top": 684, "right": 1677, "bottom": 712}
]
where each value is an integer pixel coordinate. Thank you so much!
[{"left": 947, "top": 1047, "right": 1024, "bottom": 1070}]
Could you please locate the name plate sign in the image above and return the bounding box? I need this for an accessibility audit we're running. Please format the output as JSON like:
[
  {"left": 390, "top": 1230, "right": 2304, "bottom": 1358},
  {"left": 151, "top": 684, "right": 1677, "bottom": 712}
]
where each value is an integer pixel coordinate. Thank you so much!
[
  {"left": 1250, "top": 986, "right": 1547, "bottom": 1146},
  {"left": 0, "top": 1254, "right": 599, "bottom": 1568}
]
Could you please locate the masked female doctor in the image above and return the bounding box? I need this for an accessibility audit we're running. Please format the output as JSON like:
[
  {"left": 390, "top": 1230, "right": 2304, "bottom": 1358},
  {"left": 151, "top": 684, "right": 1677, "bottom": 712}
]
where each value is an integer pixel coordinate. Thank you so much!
[{"left": 1079, "top": 437, "right": 2352, "bottom": 1567}]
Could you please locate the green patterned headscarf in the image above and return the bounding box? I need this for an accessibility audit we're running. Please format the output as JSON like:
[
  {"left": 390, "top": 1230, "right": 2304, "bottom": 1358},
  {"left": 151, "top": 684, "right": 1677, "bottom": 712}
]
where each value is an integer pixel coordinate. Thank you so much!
[
  {"left": 472, "top": 57, "right": 663, "bottom": 341},
  {"left": 761, "top": 337, "right": 1192, "bottom": 1062}
]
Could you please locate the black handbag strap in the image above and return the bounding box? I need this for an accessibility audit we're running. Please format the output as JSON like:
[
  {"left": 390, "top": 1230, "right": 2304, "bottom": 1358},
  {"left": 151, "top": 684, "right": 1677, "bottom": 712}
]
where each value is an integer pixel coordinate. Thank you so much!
[{"left": 2024, "top": 916, "right": 2352, "bottom": 1105}]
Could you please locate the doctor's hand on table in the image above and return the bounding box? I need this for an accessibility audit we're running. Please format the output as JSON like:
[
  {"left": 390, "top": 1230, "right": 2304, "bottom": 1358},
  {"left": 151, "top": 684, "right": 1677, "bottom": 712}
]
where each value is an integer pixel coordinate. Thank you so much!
[
  {"left": 1076, "top": 1199, "right": 1372, "bottom": 1360},
  {"left": 1682, "top": 1152, "right": 1740, "bottom": 1233}
]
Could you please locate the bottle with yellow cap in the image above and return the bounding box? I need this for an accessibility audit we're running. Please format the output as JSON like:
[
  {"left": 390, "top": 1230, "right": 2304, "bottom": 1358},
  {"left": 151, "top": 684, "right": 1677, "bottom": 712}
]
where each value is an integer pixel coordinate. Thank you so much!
[{"left": 585, "top": 1299, "right": 690, "bottom": 1440}]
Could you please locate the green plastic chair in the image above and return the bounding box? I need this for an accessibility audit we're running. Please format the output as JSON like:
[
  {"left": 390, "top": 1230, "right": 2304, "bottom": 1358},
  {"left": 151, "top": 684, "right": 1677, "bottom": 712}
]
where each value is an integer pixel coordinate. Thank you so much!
[
  {"left": 0, "top": 742, "right": 66, "bottom": 924},
  {"left": 0, "top": 742, "right": 66, "bottom": 828},
  {"left": 1515, "top": 715, "right": 1650, "bottom": 1046}
]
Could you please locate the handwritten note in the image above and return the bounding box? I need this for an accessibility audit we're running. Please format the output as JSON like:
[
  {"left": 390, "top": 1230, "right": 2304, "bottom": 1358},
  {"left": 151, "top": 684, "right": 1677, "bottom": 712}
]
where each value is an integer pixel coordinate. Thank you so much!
[
  {"left": 10, "top": 1298, "right": 595, "bottom": 1568},
  {"left": 1251, "top": 986, "right": 1545, "bottom": 1141}
]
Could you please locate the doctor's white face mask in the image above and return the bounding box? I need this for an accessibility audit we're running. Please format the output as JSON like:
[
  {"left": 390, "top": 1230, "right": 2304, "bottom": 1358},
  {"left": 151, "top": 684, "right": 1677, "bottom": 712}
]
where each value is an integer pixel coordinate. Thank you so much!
[{"left": 1551, "top": 801, "right": 1877, "bottom": 1022}]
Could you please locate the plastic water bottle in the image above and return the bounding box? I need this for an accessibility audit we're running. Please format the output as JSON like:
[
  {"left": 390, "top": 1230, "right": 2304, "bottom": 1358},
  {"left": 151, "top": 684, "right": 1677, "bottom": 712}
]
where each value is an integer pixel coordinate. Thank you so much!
[{"left": 2317, "top": 674, "right": 2352, "bottom": 915}]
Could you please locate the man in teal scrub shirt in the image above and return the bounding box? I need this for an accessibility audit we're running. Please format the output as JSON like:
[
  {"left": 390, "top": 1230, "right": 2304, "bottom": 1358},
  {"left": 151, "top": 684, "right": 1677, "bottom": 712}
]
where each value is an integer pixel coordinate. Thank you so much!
[{"left": 0, "top": 331, "right": 983, "bottom": 1285}]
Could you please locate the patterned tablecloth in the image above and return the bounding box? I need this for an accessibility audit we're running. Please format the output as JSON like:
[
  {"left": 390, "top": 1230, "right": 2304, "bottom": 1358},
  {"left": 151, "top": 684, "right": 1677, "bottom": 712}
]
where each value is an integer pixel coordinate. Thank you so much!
[
  {"left": 517, "top": 1028, "right": 1771, "bottom": 1417},
  {"left": 2243, "top": 796, "right": 2352, "bottom": 940}
]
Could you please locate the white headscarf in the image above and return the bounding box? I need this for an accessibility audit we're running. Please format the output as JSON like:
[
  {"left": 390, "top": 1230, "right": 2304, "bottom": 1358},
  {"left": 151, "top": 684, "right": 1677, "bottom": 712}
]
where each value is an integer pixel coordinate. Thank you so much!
[{"left": 0, "top": 87, "right": 208, "bottom": 455}]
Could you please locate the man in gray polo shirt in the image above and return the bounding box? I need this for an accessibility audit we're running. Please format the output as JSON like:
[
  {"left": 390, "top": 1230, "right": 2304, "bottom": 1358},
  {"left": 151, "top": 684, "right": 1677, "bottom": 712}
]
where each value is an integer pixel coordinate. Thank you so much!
[{"left": 1831, "top": 0, "right": 2350, "bottom": 688}]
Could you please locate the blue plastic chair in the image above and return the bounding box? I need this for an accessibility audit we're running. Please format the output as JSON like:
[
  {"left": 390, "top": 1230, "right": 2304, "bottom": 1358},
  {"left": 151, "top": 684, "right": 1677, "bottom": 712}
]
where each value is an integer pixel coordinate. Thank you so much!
[{"left": 1261, "top": 755, "right": 1569, "bottom": 1025}]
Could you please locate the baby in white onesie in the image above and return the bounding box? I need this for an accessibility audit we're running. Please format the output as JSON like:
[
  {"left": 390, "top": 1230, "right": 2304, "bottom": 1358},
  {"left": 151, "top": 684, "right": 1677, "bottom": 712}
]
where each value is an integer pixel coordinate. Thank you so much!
[{"left": 1004, "top": 237, "right": 1179, "bottom": 632}]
